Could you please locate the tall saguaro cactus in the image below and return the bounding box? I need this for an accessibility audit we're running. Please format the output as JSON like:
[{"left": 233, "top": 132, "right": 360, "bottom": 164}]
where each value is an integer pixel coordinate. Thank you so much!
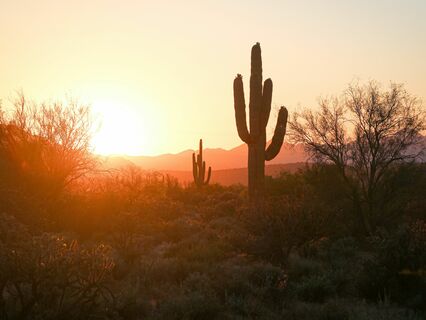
[
  {"left": 192, "top": 139, "right": 211, "bottom": 187},
  {"left": 233, "top": 43, "right": 288, "bottom": 199}
]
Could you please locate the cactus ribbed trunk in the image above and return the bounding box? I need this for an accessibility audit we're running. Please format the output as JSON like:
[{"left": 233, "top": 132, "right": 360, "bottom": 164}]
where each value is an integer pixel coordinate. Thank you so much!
[
  {"left": 233, "top": 43, "right": 288, "bottom": 200},
  {"left": 248, "top": 129, "right": 267, "bottom": 198}
]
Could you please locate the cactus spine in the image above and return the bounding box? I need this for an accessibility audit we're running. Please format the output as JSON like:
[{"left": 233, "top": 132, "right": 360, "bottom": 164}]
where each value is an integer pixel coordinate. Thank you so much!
[
  {"left": 233, "top": 43, "right": 288, "bottom": 200},
  {"left": 192, "top": 139, "right": 211, "bottom": 187}
]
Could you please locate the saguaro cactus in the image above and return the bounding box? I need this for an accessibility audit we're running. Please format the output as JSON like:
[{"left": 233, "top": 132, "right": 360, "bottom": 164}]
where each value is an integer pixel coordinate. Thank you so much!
[
  {"left": 233, "top": 43, "right": 288, "bottom": 199},
  {"left": 192, "top": 139, "right": 211, "bottom": 187}
]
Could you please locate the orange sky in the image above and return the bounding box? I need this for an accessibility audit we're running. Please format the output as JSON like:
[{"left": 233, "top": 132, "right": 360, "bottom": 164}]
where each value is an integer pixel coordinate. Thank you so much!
[{"left": 1, "top": 0, "right": 425, "bottom": 155}]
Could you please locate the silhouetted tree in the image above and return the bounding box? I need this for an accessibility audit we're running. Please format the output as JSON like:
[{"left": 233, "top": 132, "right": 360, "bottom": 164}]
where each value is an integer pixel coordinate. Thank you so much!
[
  {"left": 0, "top": 93, "right": 97, "bottom": 197},
  {"left": 290, "top": 81, "right": 425, "bottom": 234}
]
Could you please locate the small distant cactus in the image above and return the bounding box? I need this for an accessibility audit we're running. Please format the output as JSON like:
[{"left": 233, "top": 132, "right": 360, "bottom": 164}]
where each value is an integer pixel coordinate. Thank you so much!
[
  {"left": 192, "top": 139, "right": 211, "bottom": 187},
  {"left": 233, "top": 43, "right": 288, "bottom": 200}
]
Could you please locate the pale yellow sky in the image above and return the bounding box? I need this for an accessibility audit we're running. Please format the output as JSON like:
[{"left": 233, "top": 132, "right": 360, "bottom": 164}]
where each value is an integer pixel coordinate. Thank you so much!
[{"left": 1, "top": 0, "right": 425, "bottom": 155}]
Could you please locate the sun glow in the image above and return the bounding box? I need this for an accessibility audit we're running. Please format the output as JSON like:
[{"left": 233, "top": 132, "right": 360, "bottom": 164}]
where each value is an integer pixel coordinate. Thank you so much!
[{"left": 91, "top": 99, "right": 147, "bottom": 156}]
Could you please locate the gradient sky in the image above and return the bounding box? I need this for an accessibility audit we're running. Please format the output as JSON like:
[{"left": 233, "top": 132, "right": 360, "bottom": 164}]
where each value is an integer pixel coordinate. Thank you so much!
[{"left": 1, "top": 0, "right": 425, "bottom": 155}]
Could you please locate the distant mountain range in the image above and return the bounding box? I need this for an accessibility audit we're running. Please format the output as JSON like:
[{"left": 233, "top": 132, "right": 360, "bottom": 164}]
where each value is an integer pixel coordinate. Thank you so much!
[
  {"left": 101, "top": 142, "right": 308, "bottom": 171},
  {"left": 99, "top": 136, "right": 426, "bottom": 186},
  {"left": 99, "top": 141, "right": 308, "bottom": 185}
]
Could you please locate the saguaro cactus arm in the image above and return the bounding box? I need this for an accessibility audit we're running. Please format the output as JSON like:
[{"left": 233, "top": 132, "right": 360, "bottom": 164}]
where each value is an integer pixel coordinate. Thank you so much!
[
  {"left": 265, "top": 107, "right": 288, "bottom": 161},
  {"left": 262, "top": 79, "right": 273, "bottom": 127},
  {"left": 192, "top": 153, "right": 198, "bottom": 181},
  {"left": 205, "top": 166, "right": 211, "bottom": 185},
  {"left": 233, "top": 75, "right": 251, "bottom": 144}
]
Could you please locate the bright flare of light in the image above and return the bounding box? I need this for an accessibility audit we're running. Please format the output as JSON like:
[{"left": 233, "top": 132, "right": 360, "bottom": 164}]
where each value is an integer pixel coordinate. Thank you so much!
[{"left": 91, "top": 99, "right": 146, "bottom": 156}]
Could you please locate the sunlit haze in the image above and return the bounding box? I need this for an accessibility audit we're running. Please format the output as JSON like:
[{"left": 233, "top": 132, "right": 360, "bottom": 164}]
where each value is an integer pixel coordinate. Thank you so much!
[{"left": 1, "top": 0, "right": 425, "bottom": 155}]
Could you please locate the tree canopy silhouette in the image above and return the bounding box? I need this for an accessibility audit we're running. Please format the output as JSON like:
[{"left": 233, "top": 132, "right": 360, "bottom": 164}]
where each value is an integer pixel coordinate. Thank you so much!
[
  {"left": 0, "top": 93, "right": 97, "bottom": 196},
  {"left": 290, "top": 81, "right": 425, "bottom": 234}
]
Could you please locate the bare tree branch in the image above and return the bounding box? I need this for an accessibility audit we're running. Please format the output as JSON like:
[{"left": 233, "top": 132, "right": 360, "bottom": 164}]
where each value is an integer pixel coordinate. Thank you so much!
[{"left": 289, "top": 81, "right": 425, "bottom": 234}]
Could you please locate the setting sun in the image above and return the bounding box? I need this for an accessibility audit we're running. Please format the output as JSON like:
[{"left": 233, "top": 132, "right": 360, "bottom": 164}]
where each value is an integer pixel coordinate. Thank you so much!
[{"left": 91, "top": 99, "right": 147, "bottom": 156}]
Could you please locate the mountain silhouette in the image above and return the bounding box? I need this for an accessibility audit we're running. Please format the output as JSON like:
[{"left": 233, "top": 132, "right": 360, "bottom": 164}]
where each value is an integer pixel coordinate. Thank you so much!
[
  {"left": 118, "top": 141, "right": 307, "bottom": 171},
  {"left": 99, "top": 141, "right": 307, "bottom": 185},
  {"left": 99, "top": 136, "right": 425, "bottom": 185}
]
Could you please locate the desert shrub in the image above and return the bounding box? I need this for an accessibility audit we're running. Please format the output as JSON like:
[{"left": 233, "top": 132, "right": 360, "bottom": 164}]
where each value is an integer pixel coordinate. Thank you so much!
[
  {"left": 115, "top": 294, "right": 151, "bottom": 320},
  {"left": 289, "top": 274, "right": 336, "bottom": 303},
  {"left": 270, "top": 164, "right": 426, "bottom": 236},
  {"left": 161, "top": 216, "right": 200, "bottom": 243},
  {"left": 151, "top": 257, "right": 197, "bottom": 285},
  {"left": 349, "top": 302, "right": 422, "bottom": 320},
  {"left": 50, "top": 191, "right": 123, "bottom": 236},
  {"left": 134, "top": 195, "right": 184, "bottom": 223},
  {"left": 281, "top": 299, "right": 349, "bottom": 320},
  {"left": 241, "top": 196, "right": 329, "bottom": 264},
  {"left": 294, "top": 165, "right": 358, "bottom": 235},
  {"left": 402, "top": 164, "right": 426, "bottom": 221},
  {"left": 153, "top": 290, "right": 222, "bottom": 320},
  {"left": 281, "top": 299, "right": 422, "bottom": 320},
  {"left": 165, "top": 235, "right": 229, "bottom": 265},
  {"left": 320, "top": 238, "right": 369, "bottom": 297},
  {"left": 286, "top": 254, "right": 326, "bottom": 280},
  {"left": 287, "top": 227, "right": 425, "bottom": 311},
  {"left": 223, "top": 294, "right": 281, "bottom": 320},
  {"left": 358, "top": 221, "right": 426, "bottom": 310},
  {"left": 286, "top": 238, "right": 367, "bottom": 301},
  {"left": 0, "top": 213, "right": 115, "bottom": 319},
  {"left": 265, "top": 169, "right": 308, "bottom": 198},
  {"left": 286, "top": 254, "right": 337, "bottom": 303},
  {"left": 208, "top": 258, "right": 285, "bottom": 314},
  {"left": 201, "top": 198, "right": 239, "bottom": 221}
]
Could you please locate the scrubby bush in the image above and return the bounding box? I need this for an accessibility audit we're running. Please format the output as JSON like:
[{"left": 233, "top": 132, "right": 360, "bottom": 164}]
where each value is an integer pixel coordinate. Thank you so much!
[
  {"left": 281, "top": 299, "right": 422, "bottom": 320},
  {"left": 241, "top": 196, "right": 330, "bottom": 264},
  {"left": 0, "top": 214, "right": 115, "bottom": 319}
]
